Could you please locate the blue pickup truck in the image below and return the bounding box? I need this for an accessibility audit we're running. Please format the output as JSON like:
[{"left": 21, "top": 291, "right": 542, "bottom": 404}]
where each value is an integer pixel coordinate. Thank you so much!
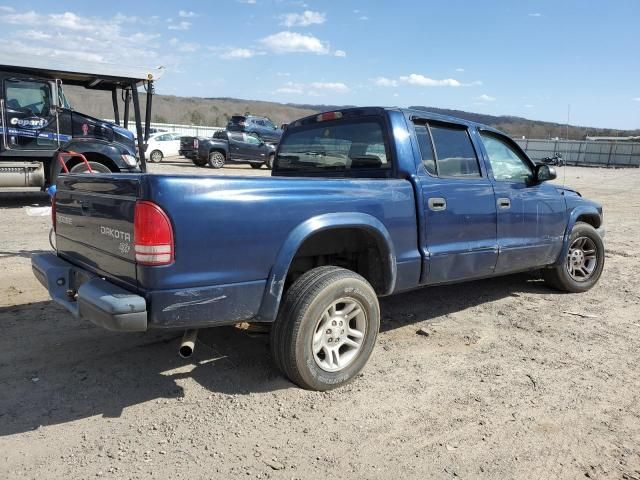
[{"left": 32, "top": 107, "right": 605, "bottom": 390}]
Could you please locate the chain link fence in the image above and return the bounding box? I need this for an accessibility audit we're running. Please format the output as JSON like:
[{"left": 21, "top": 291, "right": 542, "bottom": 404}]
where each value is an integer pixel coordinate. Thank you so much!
[{"left": 515, "top": 139, "right": 640, "bottom": 167}]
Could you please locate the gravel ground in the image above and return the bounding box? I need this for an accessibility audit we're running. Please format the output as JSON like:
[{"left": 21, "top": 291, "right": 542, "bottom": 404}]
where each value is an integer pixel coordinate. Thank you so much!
[{"left": 1, "top": 158, "right": 639, "bottom": 479}]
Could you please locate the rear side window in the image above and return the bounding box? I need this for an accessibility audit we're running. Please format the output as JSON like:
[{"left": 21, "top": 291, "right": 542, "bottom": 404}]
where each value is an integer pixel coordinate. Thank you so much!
[
  {"left": 429, "top": 125, "right": 480, "bottom": 177},
  {"left": 414, "top": 124, "right": 436, "bottom": 175},
  {"left": 414, "top": 122, "right": 480, "bottom": 177}
]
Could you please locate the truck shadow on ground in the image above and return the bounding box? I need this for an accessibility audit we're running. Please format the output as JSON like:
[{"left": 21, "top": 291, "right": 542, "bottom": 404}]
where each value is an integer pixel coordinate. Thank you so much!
[
  {"left": 0, "top": 191, "right": 49, "bottom": 208},
  {"left": 0, "top": 273, "right": 551, "bottom": 436}
]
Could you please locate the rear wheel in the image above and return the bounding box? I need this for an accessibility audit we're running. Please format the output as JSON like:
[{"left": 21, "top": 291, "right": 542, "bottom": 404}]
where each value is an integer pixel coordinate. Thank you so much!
[
  {"left": 544, "top": 221, "right": 604, "bottom": 292},
  {"left": 149, "top": 150, "right": 163, "bottom": 163},
  {"left": 208, "top": 151, "right": 225, "bottom": 169},
  {"left": 270, "top": 266, "right": 380, "bottom": 391},
  {"left": 250, "top": 163, "right": 262, "bottom": 169},
  {"left": 69, "top": 161, "right": 112, "bottom": 174},
  {"left": 266, "top": 153, "right": 275, "bottom": 170}
]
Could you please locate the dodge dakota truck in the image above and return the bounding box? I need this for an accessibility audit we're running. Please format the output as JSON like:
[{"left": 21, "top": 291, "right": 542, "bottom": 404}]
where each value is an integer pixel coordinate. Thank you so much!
[{"left": 32, "top": 107, "right": 605, "bottom": 391}]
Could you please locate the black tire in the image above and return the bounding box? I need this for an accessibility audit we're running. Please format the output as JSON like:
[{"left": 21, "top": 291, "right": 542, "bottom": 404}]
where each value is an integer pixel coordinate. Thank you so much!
[
  {"left": 208, "top": 151, "right": 225, "bottom": 169},
  {"left": 266, "top": 153, "right": 275, "bottom": 170},
  {"left": 250, "top": 163, "right": 262, "bottom": 169},
  {"left": 270, "top": 266, "right": 380, "bottom": 391},
  {"left": 192, "top": 156, "right": 208, "bottom": 167},
  {"left": 69, "top": 161, "right": 112, "bottom": 174},
  {"left": 149, "top": 150, "right": 163, "bottom": 163},
  {"left": 543, "top": 221, "right": 604, "bottom": 293}
]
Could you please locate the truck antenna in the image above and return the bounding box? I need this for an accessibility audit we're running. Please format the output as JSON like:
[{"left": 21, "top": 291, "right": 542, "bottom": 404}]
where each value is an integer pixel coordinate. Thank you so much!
[{"left": 564, "top": 104, "right": 570, "bottom": 188}]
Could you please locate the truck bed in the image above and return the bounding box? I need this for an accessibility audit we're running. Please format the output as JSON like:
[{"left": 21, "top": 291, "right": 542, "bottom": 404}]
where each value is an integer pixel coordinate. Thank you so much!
[{"left": 51, "top": 172, "right": 422, "bottom": 328}]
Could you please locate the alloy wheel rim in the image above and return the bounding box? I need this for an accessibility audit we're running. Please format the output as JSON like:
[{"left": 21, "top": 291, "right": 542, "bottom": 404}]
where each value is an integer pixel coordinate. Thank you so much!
[
  {"left": 152, "top": 152, "right": 161, "bottom": 162},
  {"left": 312, "top": 298, "right": 367, "bottom": 373},
  {"left": 566, "top": 236, "right": 598, "bottom": 282}
]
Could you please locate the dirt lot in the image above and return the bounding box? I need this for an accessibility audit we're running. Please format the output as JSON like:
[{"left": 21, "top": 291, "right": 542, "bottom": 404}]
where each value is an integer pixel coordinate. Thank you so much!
[{"left": 1, "top": 158, "right": 639, "bottom": 479}]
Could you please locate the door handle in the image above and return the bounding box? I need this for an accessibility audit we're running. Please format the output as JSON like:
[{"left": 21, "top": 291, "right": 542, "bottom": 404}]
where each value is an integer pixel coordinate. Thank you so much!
[
  {"left": 428, "top": 197, "right": 447, "bottom": 211},
  {"left": 497, "top": 198, "right": 511, "bottom": 209}
]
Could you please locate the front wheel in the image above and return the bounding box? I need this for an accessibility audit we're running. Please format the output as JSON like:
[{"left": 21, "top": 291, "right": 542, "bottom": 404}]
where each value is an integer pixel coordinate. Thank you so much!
[
  {"left": 270, "top": 266, "right": 380, "bottom": 391},
  {"left": 208, "top": 151, "right": 226, "bottom": 169},
  {"left": 69, "top": 161, "right": 113, "bottom": 174},
  {"left": 543, "top": 221, "right": 604, "bottom": 293}
]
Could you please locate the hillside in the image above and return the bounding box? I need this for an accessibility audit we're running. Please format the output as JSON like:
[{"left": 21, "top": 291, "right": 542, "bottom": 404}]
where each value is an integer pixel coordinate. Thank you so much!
[
  {"left": 64, "top": 87, "right": 638, "bottom": 140},
  {"left": 65, "top": 87, "right": 317, "bottom": 129}
]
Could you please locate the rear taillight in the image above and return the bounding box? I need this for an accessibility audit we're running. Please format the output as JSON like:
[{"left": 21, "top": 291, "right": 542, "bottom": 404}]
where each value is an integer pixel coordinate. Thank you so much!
[
  {"left": 193, "top": 139, "right": 199, "bottom": 149},
  {"left": 134, "top": 201, "right": 174, "bottom": 266}
]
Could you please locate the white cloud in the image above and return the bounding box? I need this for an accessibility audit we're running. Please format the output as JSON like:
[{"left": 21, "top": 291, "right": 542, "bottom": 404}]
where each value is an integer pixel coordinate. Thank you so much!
[
  {"left": 528, "top": 13, "right": 542, "bottom": 17},
  {"left": 0, "top": 6, "right": 15, "bottom": 12},
  {"left": 220, "top": 48, "right": 256, "bottom": 59},
  {"left": 358, "top": 16, "right": 369, "bottom": 21},
  {"left": 23, "top": 29, "right": 52, "bottom": 40},
  {"left": 478, "top": 94, "right": 496, "bottom": 102},
  {"left": 309, "top": 82, "right": 349, "bottom": 93},
  {"left": 400, "top": 74, "right": 462, "bottom": 87},
  {"left": 456, "top": 67, "right": 465, "bottom": 72},
  {"left": 260, "top": 31, "right": 330, "bottom": 54},
  {"left": 633, "top": 97, "right": 640, "bottom": 102},
  {"left": 374, "top": 73, "right": 481, "bottom": 88},
  {"left": 168, "top": 20, "right": 191, "bottom": 30},
  {"left": 238, "top": 0, "right": 257, "bottom": 4},
  {"left": 524, "top": 104, "right": 535, "bottom": 108},
  {"left": 280, "top": 10, "right": 326, "bottom": 27},
  {"left": 374, "top": 76, "right": 399, "bottom": 87},
  {"left": 275, "top": 82, "right": 305, "bottom": 94},
  {"left": 275, "top": 80, "right": 349, "bottom": 96},
  {"left": 169, "top": 38, "right": 200, "bottom": 53},
  {"left": 334, "top": 49, "right": 346, "bottom": 57},
  {"left": 0, "top": 9, "right": 168, "bottom": 67},
  {"left": 178, "top": 10, "right": 197, "bottom": 18}
]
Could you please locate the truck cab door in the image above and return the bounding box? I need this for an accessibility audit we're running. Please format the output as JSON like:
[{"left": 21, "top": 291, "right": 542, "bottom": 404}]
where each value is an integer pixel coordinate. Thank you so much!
[
  {"left": 478, "top": 131, "right": 566, "bottom": 273},
  {"left": 2, "top": 78, "right": 59, "bottom": 151},
  {"left": 227, "top": 132, "right": 247, "bottom": 160},
  {"left": 243, "top": 133, "right": 268, "bottom": 162},
  {"left": 413, "top": 121, "right": 498, "bottom": 284}
]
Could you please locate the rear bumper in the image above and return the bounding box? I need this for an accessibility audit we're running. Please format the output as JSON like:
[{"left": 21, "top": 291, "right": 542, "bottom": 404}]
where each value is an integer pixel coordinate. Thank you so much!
[
  {"left": 32, "top": 252, "right": 267, "bottom": 332},
  {"left": 32, "top": 253, "right": 147, "bottom": 332}
]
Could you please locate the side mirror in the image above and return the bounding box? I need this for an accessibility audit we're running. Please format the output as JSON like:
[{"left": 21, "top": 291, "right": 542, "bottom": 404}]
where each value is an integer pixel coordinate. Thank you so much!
[{"left": 536, "top": 164, "right": 557, "bottom": 182}]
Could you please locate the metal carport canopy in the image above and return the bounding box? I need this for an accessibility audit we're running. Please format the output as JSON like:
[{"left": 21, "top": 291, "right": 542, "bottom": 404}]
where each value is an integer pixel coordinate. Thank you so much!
[{"left": 0, "top": 52, "right": 164, "bottom": 89}]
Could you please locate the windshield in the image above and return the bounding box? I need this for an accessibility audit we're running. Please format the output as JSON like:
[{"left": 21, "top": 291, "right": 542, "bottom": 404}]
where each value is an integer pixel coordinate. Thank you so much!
[{"left": 276, "top": 120, "right": 390, "bottom": 173}]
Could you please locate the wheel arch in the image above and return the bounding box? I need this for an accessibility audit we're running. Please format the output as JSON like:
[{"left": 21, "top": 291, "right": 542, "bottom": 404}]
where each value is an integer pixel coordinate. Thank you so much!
[
  {"left": 209, "top": 147, "right": 227, "bottom": 158},
  {"left": 257, "top": 213, "right": 397, "bottom": 323},
  {"left": 553, "top": 206, "right": 603, "bottom": 266},
  {"left": 50, "top": 148, "right": 120, "bottom": 183}
]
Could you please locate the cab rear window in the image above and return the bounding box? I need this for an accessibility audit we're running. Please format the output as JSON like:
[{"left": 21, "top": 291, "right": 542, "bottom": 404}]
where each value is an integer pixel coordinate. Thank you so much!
[{"left": 276, "top": 120, "right": 390, "bottom": 173}]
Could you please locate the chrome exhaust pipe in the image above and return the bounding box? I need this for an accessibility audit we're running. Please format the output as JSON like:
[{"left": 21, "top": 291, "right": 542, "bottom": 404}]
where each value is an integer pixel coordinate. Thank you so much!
[{"left": 179, "top": 329, "right": 198, "bottom": 358}]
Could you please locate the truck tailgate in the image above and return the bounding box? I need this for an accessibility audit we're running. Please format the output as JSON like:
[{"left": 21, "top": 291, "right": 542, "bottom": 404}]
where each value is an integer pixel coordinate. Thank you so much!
[{"left": 55, "top": 174, "right": 140, "bottom": 289}]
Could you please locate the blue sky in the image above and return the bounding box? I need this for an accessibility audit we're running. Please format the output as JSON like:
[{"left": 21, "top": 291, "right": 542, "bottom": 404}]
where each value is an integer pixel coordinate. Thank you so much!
[{"left": 0, "top": 1, "right": 638, "bottom": 129}]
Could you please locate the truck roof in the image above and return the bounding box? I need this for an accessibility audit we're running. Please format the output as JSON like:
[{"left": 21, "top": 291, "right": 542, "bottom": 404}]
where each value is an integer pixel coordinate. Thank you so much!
[
  {"left": 0, "top": 52, "right": 164, "bottom": 90},
  {"left": 289, "top": 106, "right": 498, "bottom": 133}
]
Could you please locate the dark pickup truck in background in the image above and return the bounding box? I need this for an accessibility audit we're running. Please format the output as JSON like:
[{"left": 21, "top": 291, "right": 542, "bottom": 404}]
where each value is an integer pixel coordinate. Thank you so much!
[
  {"left": 33, "top": 107, "right": 605, "bottom": 391},
  {"left": 180, "top": 131, "right": 276, "bottom": 169}
]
